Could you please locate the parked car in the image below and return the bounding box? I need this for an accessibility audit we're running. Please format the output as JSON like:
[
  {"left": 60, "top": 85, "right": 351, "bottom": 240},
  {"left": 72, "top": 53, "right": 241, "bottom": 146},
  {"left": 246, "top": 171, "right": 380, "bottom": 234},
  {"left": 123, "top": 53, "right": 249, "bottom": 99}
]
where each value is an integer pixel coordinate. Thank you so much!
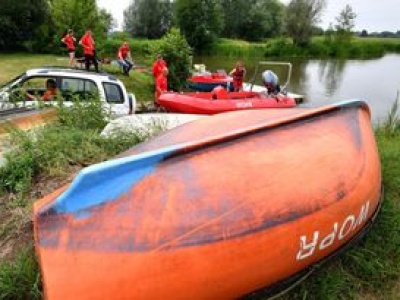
[{"left": 0, "top": 67, "right": 136, "bottom": 117}]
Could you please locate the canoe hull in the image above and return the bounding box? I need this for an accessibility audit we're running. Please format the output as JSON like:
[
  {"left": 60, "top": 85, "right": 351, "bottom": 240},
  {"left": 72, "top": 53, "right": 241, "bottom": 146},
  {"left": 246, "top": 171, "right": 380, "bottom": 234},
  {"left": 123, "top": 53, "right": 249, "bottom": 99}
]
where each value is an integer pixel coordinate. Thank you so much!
[
  {"left": 34, "top": 101, "right": 382, "bottom": 300},
  {"left": 157, "top": 91, "right": 296, "bottom": 114}
]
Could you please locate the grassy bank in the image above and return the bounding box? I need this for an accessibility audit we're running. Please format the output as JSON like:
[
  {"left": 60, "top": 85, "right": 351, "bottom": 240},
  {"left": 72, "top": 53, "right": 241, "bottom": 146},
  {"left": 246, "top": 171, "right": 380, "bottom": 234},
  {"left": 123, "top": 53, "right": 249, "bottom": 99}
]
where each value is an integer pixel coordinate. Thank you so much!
[
  {"left": 1, "top": 51, "right": 400, "bottom": 298},
  {"left": 99, "top": 34, "right": 400, "bottom": 59},
  {"left": 0, "top": 98, "right": 165, "bottom": 299},
  {"left": 208, "top": 37, "right": 400, "bottom": 59},
  {"left": 0, "top": 53, "right": 155, "bottom": 105},
  {"left": 100, "top": 36, "right": 400, "bottom": 59},
  {"left": 2, "top": 36, "right": 399, "bottom": 105}
]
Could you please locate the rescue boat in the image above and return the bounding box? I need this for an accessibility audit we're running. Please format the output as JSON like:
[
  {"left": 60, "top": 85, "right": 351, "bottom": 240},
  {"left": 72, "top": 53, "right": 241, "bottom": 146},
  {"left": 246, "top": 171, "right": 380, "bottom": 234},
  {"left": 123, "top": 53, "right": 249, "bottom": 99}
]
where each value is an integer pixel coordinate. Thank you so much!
[
  {"left": 157, "top": 88, "right": 296, "bottom": 114},
  {"left": 34, "top": 100, "right": 382, "bottom": 300}
]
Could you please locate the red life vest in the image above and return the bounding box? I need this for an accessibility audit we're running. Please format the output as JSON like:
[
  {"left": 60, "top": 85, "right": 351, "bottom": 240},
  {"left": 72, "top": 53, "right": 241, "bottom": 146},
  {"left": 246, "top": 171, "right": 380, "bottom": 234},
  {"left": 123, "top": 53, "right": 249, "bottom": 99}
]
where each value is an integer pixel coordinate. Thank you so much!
[{"left": 232, "top": 68, "right": 245, "bottom": 80}]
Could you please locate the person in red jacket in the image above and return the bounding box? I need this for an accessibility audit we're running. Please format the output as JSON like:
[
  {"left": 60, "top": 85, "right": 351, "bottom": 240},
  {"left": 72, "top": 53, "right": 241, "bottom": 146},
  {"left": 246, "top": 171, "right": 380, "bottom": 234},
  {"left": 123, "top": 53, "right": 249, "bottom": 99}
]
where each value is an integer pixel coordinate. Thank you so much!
[
  {"left": 79, "top": 29, "right": 98, "bottom": 72},
  {"left": 117, "top": 40, "right": 134, "bottom": 76},
  {"left": 26, "top": 79, "right": 58, "bottom": 101},
  {"left": 152, "top": 53, "right": 167, "bottom": 79},
  {"left": 155, "top": 67, "right": 168, "bottom": 102},
  {"left": 61, "top": 29, "right": 77, "bottom": 68},
  {"left": 229, "top": 61, "right": 246, "bottom": 92}
]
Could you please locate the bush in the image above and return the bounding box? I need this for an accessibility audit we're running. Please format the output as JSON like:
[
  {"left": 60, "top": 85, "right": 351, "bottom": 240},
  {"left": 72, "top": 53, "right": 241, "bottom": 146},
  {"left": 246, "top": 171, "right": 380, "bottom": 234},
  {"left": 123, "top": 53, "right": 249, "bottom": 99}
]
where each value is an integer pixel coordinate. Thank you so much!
[
  {"left": 157, "top": 28, "right": 192, "bottom": 91},
  {"left": 56, "top": 95, "right": 109, "bottom": 131},
  {"left": 0, "top": 97, "right": 147, "bottom": 194},
  {"left": 264, "top": 38, "right": 296, "bottom": 57},
  {"left": 0, "top": 130, "right": 37, "bottom": 193}
]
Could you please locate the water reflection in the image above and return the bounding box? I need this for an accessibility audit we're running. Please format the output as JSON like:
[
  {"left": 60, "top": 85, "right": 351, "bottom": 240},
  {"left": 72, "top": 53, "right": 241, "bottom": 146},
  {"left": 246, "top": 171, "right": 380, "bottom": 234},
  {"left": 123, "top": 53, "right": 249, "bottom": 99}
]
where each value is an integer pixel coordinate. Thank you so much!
[
  {"left": 194, "top": 54, "right": 400, "bottom": 124},
  {"left": 318, "top": 59, "right": 346, "bottom": 97},
  {"left": 289, "top": 60, "right": 308, "bottom": 97}
]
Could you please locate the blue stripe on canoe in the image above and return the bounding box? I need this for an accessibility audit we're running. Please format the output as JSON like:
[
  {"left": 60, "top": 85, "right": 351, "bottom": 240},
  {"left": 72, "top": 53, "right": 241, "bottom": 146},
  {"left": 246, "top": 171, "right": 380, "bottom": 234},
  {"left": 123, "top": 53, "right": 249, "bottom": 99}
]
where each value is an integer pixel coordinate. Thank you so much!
[{"left": 49, "top": 145, "right": 181, "bottom": 215}]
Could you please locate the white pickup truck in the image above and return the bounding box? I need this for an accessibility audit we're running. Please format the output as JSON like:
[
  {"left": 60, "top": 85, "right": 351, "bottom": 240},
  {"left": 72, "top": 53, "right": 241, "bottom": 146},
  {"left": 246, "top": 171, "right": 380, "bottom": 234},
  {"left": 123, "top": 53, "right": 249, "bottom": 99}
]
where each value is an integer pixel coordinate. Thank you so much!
[{"left": 0, "top": 67, "right": 137, "bottom": 117}]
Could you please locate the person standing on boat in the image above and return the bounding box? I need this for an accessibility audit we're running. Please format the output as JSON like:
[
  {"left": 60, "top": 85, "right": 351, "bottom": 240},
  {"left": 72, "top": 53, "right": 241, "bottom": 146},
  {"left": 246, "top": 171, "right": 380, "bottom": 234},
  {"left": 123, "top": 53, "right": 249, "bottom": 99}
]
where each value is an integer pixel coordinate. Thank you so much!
[
  {"left": 229, "top": 61, "right": 246, "bottom": 92},
  {"left": 79, "top": 29, "right": 99, "bottom": 72},
  {"left": 117, "top": 40, "right": 134, "bottom": 76},
  {"left": 155, "top": 67, "right": 169, "bottom": 101},
  {"left": 152, "top": 53, "right": 167, "bottom": 79},
  {"left": 61, "top": 29, "right": 77, "bottom": 68},
  {"left": 262, "top": 70, "right": 280, "bottom": 95}
]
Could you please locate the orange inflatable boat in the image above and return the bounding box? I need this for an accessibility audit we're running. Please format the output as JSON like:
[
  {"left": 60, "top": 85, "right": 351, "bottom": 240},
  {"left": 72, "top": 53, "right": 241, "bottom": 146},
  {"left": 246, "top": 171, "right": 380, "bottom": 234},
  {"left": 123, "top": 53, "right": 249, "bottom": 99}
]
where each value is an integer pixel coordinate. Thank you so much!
[
  {"left": 33, "top": 100, "right": 382, "bottom": 300},
  {"left": 157, "top": 88, "right": 296, "bottom": 114}
]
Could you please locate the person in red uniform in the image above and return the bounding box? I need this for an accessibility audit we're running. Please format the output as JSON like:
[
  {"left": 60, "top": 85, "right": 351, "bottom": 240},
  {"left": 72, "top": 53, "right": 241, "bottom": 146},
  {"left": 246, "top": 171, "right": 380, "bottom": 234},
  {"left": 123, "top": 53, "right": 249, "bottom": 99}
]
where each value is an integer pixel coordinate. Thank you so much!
[
  {"left": 61, "top": 29, "right": 77, "bottom": 68},
  {"left": 155, "top": 67, "right": 168, "bottom": 102},
  {"left": 26, "top": 79, "right": 58, "bottom": 101},
  {"left": 79, "top": 29, "right": 98, "bottom": 72},
  {"left": 117, "top": 40, "right": 134, "bottom": 76},
  {"left": 229, "top": 61, "right": 246, "bottom": 92},
  {"left": 152, "top": 53, "right": 167, "bottom": 79}
]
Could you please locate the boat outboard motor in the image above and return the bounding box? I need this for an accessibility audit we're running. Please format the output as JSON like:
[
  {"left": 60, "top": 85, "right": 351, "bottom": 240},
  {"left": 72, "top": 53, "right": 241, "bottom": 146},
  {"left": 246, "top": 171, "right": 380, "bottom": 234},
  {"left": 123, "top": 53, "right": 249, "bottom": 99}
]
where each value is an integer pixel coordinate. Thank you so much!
[{"left": 262, "top": 70, "right": 281, "bottom": 95}]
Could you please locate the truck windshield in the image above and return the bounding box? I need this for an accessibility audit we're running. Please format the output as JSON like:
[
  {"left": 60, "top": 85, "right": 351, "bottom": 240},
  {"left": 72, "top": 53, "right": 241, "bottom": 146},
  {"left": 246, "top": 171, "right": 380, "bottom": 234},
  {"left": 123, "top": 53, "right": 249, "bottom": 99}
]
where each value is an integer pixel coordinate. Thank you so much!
[{"left": 0, "top": 73, "right": 27, "bottom": 92}]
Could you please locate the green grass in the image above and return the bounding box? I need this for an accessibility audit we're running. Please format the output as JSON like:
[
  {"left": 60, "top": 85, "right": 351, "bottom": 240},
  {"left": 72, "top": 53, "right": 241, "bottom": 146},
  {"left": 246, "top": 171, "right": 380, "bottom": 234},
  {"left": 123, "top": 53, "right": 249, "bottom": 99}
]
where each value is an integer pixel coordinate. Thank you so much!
[
  {"left": 314, "top": 36, "right": 400, "bottom": 45},
  {"left": 0, "top": 96, "right": 169, "bottom": 299},
  {"left": 1, "top": 53, "right": 400, "bottom": 299},
  {"left": 0, "top": 101, "right": 147, "bottom": 194},
  {"left": 0, "top": 247, "right": 42, "bottom": 300},
  {"left": 0, "top": 53, "right": 155, "bottom": 104},
  {"left": 212, "top": 36, "right": 400, "bottom": 58},
  {"left": 0, "top": 54, "right": 62, "bottom": 85}
]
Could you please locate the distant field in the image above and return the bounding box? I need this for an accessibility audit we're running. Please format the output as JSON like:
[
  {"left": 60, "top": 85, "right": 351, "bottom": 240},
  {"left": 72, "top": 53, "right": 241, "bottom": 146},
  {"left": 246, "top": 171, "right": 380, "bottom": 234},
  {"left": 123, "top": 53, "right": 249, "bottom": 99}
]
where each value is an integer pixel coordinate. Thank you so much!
[
  {"left": 311, "top": 36, "right": 400, "bottom": 43},
  {"left": 346, "top": 36, "right": 400, "bottom": 44}
]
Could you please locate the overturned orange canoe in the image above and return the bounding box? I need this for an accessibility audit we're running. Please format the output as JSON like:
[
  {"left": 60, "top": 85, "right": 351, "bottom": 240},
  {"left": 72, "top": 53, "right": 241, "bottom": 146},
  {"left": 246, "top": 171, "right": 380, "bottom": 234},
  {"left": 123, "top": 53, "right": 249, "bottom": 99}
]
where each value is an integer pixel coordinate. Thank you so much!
[{"left": 34, "top": 100, "right": 382, "bottom": 300}]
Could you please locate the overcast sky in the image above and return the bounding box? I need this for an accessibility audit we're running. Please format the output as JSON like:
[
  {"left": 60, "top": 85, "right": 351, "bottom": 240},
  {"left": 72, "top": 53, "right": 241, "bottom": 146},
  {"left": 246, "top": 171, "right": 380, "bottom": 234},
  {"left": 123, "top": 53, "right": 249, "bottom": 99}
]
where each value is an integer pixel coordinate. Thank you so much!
[{"left": 97, "top": 0, "right": 399, "bottom": 33}]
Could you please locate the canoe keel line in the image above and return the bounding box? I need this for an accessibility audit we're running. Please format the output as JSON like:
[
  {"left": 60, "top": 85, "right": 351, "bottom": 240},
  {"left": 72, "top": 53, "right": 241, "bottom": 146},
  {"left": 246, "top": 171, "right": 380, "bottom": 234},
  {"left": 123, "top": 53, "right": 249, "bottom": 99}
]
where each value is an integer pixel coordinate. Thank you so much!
[{"left": 34, "top": 100, "right": 382, "bottom": 299}]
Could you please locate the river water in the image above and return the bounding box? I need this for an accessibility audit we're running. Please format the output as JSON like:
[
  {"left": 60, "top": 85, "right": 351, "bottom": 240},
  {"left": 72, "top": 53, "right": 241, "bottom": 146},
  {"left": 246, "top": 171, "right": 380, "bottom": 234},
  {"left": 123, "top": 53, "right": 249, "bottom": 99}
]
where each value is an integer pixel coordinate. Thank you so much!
[{"left": 194, "top": 54, "right": 400, "bottom": 124}]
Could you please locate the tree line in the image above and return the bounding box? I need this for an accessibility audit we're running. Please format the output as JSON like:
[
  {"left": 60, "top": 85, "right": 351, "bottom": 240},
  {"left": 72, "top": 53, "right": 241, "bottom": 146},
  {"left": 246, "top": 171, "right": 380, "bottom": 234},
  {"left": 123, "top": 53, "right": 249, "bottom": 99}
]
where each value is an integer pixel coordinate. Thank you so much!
[
  {"left": 124, "top": 0, "right": 321, "bottom": 49},
  {"left": 124, "top": 0, "right": 360, "bottom": 49},
  {"left": 0, "top": 0, "right": 112, "bottom": 52},
  {"left": 0, "top": 0, "right": 360, "bottom": 53}
]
